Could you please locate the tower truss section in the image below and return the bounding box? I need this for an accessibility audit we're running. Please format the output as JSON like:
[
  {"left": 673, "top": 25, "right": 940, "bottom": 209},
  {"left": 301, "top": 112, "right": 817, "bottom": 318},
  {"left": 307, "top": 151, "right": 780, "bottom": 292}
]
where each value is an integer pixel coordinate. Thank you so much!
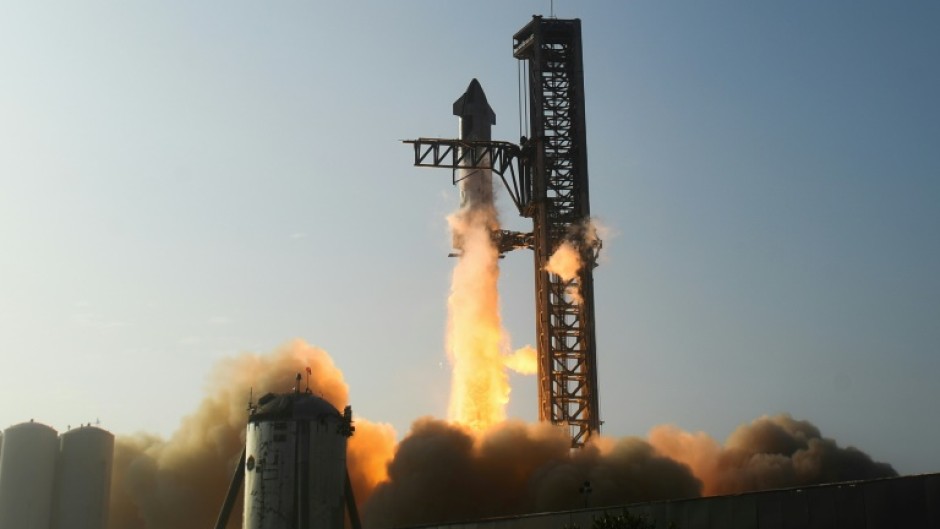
[{"left": 513, "top": 16, "right": 600, "bottom": 447}]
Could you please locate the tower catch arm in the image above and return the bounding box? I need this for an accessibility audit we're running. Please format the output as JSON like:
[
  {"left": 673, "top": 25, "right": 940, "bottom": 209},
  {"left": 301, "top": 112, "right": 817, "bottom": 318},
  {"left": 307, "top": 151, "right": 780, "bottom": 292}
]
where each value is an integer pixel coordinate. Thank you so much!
[{"left": 404, "top": 138, "right": 533, "bottom": 217}]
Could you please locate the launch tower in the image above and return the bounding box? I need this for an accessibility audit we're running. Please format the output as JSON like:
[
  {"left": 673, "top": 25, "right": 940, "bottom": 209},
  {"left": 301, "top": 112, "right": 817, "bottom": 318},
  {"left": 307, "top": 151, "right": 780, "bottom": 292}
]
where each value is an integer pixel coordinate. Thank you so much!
[
  {"left": 407, "top": 16, "right": 600, "bottom": 447},
  {"left": 514, "top": 17, "right": 600, "bottom": 447}
]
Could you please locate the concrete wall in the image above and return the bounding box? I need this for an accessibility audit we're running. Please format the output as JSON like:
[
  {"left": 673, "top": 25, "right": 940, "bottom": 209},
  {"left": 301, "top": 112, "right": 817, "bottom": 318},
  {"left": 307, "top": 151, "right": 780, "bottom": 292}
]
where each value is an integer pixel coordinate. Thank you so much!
[{"left": 413, "top": 473, "right": 940, "bottom": 529}]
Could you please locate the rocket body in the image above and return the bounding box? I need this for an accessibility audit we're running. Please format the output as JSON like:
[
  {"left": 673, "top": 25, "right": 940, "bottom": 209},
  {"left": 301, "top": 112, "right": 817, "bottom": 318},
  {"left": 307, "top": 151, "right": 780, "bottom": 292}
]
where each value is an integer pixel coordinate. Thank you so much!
[{"left": 453, "top": 79, "right": 496, "bottom": 213}]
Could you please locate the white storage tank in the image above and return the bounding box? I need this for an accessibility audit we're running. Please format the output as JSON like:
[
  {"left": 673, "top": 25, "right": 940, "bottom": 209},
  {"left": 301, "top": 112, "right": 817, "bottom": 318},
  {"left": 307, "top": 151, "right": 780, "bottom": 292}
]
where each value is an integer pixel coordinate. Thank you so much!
[
  {"left": 52, "top": 424, "right": 115, "bottom": 529},
  {"left": 0, "top": 420, "right": 60, "bottom": 529},
  {"left": 244, "top": 389, "right": 354, "bottom": 529}
]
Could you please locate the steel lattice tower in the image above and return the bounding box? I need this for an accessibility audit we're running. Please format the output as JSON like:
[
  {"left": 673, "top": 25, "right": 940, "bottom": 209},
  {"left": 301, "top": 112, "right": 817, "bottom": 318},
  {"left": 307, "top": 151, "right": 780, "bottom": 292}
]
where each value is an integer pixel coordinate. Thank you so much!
[
  {"left": 514, "top": 17, "right": 600, "bottom": 447},
  {"left": 405, "top": 16, "right": 600, "bottom": 447}
]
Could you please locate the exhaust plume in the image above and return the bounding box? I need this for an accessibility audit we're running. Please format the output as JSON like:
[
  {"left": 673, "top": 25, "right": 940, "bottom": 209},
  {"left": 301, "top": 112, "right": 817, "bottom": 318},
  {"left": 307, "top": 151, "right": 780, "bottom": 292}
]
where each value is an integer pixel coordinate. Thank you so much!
[
  {"left": 108, "top": 340, "right": 395, "bottom": 529},
  {"left": 444, "top": 198, "right": 518, "bottom": 431}
]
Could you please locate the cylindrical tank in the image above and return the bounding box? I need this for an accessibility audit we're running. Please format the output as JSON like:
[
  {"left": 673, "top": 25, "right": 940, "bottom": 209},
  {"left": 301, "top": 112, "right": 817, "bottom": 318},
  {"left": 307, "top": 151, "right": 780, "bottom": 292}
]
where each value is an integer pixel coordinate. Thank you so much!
[
  {"left": 244, "top": 390, "right": 354, "bottom": 529},
  {"left": 0, "top": 421, "right": 60, "bottom": 529},
  {"left": 52, "top": 425, "right": 115, "bottom": 529}
]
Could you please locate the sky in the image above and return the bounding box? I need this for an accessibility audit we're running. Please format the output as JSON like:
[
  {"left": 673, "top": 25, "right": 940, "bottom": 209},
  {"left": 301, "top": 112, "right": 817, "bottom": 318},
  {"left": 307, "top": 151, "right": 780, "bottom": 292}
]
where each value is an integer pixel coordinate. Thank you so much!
[{"left": 1, "top": 2, "right": 938, "bottom": 476}]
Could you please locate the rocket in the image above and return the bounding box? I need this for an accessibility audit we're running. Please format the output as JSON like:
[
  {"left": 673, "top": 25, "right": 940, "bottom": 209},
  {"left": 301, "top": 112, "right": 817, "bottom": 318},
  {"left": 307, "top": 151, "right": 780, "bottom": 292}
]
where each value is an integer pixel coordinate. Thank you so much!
[{"left": 453, "top": 78, "right": 497, "bottom": 212}]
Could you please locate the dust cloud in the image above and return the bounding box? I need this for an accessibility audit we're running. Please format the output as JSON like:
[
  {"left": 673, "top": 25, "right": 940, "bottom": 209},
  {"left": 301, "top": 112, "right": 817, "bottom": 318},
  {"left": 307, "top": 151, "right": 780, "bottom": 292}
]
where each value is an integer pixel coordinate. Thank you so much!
[
  {"left": 363, "top": 419, "right": 700, "bottom": 528},
  {"left": 649, "top": 414, "right": 897, "bottom": 496},
  {"left": 106, "top": 344, "right": 895, "bottom": 529},
  {"left": 363, "top": 414, "right": 896, "bottom": 528},
  {"left": 108, "top": 340, "right": 395, "bottom": 529}
]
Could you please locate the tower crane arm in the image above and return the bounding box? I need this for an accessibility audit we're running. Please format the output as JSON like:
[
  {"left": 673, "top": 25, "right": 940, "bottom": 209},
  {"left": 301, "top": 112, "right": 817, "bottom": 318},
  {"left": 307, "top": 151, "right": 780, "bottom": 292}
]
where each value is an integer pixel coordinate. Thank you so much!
[{"left": 403, "top": 138, "right": 533, "bottom": 216}]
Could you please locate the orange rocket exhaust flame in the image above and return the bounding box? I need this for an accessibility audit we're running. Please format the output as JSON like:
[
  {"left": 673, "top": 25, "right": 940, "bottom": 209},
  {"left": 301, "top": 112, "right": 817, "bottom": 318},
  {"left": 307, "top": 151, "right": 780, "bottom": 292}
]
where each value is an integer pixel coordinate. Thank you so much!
[
  {"left": 504, "top": 345, "right": 537, "bottom": 375},
  {"left": 445, "top": 207, "right": 514, "bottom": 431},
  {"left": 443, "top": 79, "right": 535, "bottom": 431}
]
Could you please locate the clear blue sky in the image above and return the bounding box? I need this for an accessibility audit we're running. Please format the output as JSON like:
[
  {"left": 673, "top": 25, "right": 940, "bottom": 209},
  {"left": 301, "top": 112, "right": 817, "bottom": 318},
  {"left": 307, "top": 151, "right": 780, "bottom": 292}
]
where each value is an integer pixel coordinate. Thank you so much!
[{"left": 1, "top": 2, "right": 937, "bottom": 475}]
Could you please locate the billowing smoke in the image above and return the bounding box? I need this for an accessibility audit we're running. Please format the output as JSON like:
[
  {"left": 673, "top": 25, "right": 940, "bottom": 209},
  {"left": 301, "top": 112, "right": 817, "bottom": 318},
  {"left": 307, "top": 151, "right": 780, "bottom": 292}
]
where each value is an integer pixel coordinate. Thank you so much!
[
  {"left": 350, "top": 202, "right": 896, "bottom": 528},
  {"left": 545, "top": 241, "right": 582, "bottom": 281},
  {"left": 104, "top": 342, "right": 895, "bottom": 529},
  {"left": 544, "top": 218, "right": 605, "bottom": 305},
  {"left": 101, "top": 205, "right": 893, "bottom": 528},
  {"left": 503, "top": 345, "right": 537, "bottom": 375},
  {"left": 546, "top": 241, "right": 584, "bottom": 305},
  {"left": 108, "top": 340, "right": 396, "bottom": 529},
  {"left": 361, "top": 414, "right": 896, "bottom": 528},
  {"left": 363, "top": 420, "right": 701, "bottom": 529},
  {"left": 649, "top": 414, "right": 897, "bottom": 496}
]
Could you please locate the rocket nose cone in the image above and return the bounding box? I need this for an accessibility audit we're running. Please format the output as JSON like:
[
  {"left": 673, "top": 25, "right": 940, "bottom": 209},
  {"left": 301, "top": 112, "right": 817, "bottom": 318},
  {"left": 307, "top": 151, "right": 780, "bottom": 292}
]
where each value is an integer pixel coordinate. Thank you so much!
[
  {"left": 453, "top": 78, "right": 496, "bottom": 125},
  {"left": 464, "top": 78, "right": 486, "bottom": 100}
]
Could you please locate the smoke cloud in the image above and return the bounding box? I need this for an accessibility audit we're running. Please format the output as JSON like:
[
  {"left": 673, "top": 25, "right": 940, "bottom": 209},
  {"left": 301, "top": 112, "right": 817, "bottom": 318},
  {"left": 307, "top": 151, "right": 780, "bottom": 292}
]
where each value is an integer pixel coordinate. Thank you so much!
[
  {"left": 362, "top": 420, "right": 701, "bottom": 529},
  {"left": 649, "top": 414, "right": 897, "bottom": 496},
  {"left": 362, "top": 414, "right": 896, "bottom": 528},
  {"left": 545, "top": 241, "right": 584, "bottom": 305},
  {"left": 545, "top": 241, "right": 582, "bottom": 282},
  {"left": 504, "top": 345, "right": 537, "bottom": 375},
  {"left": 105, "top": 343, "right": 895, "bottom": 529},
  {"left": 544, "top": 218, "right": 606, "bottom": 306},
  {"left": 108, "top": 340, "right": 396, "bottom": 529}
]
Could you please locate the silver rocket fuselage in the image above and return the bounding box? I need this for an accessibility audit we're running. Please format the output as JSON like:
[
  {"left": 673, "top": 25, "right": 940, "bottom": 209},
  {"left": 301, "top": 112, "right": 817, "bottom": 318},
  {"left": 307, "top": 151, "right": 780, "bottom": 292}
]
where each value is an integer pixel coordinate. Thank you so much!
[{"left": 243, "top": 392, "right": 352, "bottom": 529}]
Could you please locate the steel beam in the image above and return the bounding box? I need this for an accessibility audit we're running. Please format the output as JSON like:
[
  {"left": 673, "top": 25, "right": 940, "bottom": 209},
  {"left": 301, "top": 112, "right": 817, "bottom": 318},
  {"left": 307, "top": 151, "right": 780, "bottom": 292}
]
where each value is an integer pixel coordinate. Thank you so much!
[
  {"left": 404, "top": 138, "right": 532, "bottom": 216},
  {"left": 514, "top": 16, "right": 601, "bottom": 447}
]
